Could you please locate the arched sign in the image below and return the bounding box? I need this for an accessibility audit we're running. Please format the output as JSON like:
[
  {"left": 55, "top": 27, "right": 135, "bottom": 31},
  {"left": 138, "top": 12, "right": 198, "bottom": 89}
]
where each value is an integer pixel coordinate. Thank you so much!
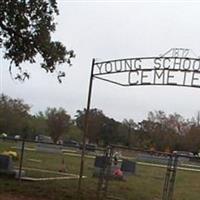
[
  {"left": 78, "top": 48, "right": 200, "bottom": 191},
  {"left": 93, "top": 48, "right": 200, "bottom": 88}
]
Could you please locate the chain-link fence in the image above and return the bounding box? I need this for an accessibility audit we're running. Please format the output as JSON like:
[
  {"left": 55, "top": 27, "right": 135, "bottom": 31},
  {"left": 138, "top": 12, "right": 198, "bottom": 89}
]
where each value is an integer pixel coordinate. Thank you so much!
[
  {"left": 0, "top": 137, "right": 86, "bottom": 180},
  {"left": 95, "top": 145, "right": 200, "bottom": 200},
  {"left": 1, "top": 138, "right": 200, "bottom": 200}
]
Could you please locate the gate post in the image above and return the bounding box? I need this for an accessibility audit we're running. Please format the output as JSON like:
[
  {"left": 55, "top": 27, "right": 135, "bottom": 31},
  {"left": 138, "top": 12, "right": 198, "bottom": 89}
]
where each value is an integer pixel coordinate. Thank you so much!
[{"left": 78, "top": 59, "right": 96, "bottom": 193}]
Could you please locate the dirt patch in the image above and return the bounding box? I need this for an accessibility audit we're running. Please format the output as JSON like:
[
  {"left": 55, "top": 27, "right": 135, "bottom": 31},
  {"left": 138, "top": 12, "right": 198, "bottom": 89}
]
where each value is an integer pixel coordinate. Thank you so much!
[{"left": 0, "top": 193, "right": 47, "bottom": 200}]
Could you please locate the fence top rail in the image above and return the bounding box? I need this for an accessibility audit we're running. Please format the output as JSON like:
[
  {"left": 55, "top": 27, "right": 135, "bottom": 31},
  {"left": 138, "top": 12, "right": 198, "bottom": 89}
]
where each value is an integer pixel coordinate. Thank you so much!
[
  {"left": 0, "top": 137, "right": 106, "bottom": 152},
  {"left": 110, "top": 144, "right": 200, "bottom": 160},
  {"left": 1, "top": 138, "right": 199, "bottom": 160},
  {"left": 110, "top": 144, "right": 172, "bottom": 157},
  {"left": 1, "top": 137, "right": 58, "bottom": 145}
]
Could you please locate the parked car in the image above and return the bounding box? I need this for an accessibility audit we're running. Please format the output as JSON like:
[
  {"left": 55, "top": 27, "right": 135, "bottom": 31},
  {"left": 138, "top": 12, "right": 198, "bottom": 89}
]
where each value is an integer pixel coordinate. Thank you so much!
[
  {"left": 63, "top": 140, "right": 80, "bottom": 148},
  {"left": 0, "top": 133, "right": 7, "bottom": 138},
  {"left": 35, "top": 135, "right": 53, "bottom": 143},
  {"left": 86, "top": 144, "right": 97, "bottom": 151},
  {"left": 79, "top": 143, "right": 97, "bottom": 152},
  {"left": 14, "top": 135, "right": 20, "bottom": 140},
  {"left": 173, "top": 151, "right": 193, "bottom": 157}
]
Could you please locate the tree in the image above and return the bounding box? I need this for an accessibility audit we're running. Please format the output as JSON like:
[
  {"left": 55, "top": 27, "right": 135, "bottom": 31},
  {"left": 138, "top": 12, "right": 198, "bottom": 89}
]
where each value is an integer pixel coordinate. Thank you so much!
[
  {"left": 100, "top": 118, "right": 120, "bottom": 146},
  {"left": 148, "top": 111, "right": 190, "bottom": 135},
  {"left": 30, "top": 111, "right": 48, "bottom": 138},
  {"left": 122, "top": 119, "right": 137, "bottom": 146},
  {"left": 45, "top": 107, "right": 70, "bottom": 143},
  {"left": 183, "top": 125, "right": 200, "bottom": 152},
  {"left": 140, "top": 111, "right": 191, "bottom": 151},
  {"left": 0, "top": 93, "right": 31, "bottom": 135},
  {"left": 75, "top": 108, "right": 120, "bottom": 145},
  {"left": 66, "top": 122, "right": 82, "bottom": 142},
  {"left": 75, "top": 108, "right": 105, "bottom": 144},
  {"left": 0, "top": 0, "right": 75, "bottom": 82}
]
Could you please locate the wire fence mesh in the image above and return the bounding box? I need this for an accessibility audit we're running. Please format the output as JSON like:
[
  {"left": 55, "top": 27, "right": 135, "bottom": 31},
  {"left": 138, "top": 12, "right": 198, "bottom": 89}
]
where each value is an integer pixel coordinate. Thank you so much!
[{"left": 0, "top": 138, "right": 200, "bottom": 200}]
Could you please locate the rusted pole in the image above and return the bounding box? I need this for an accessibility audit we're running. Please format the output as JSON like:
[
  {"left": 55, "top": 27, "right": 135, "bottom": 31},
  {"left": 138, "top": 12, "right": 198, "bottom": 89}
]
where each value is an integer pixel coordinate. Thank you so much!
[{"left": 78, "top": 58, "right": 95, "bottom": 193}]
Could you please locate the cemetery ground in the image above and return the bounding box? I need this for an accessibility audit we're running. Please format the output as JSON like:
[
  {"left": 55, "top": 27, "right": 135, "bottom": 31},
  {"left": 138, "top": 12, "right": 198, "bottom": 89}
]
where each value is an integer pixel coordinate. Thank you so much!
[{"left": 0, "top": 140, "right": 200, "bottom": 200}]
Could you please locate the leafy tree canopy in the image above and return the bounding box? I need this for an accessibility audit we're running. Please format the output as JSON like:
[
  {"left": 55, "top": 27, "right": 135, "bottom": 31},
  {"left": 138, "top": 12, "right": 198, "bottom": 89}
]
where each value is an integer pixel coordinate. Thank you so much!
[
  {"left": 45, "top": 107, "right": 71, "bottom": 143},
  {"left": 75, "top": 108, "right": 106, "bottom": 144},
  {"left": 75, "top": 108, "right": 120, "bottom": 145},
  {"left": 0, "top": 0, "right": 75, "bottom": 82},
  {"left": 0, "top": 94, "right": 31, "bottom": 135}
]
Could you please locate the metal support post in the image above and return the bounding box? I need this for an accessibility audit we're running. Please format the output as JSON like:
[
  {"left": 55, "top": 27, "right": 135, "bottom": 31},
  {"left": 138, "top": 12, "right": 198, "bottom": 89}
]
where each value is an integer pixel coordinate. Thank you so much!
[
  {"left": 97, "top": 146, "right": 111, "bottom": 200},
  {"left": 162, "top": 155, "right": 173, "bottom": 200},
  {"left": 162, "top": 154, "right": 178, "bottom": 200},
  {"left": 103, "top": 145, "right": 113, "bottom": 199},
  {"left": 168, "top": 155, "right": 178, "bottom": 200},
  {"left": 78, "top": 59, "right": 96, "bottom": 193}
]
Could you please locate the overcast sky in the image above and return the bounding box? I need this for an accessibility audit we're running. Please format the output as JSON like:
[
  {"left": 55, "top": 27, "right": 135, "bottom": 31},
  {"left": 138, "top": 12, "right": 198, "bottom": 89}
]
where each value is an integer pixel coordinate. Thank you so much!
[{"left": 1, "top": 0, "right": 200, "bottom": 122}]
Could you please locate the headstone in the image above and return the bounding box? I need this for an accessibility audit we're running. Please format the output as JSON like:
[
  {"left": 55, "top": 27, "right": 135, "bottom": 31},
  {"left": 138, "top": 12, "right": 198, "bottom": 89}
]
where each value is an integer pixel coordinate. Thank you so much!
[
  {"left": 94, "top": 156, "right": 107, "bottom": 168},
  {"left": 0, "top": 154, "right": 13, "bottom": 171},
  {"left": 93, "top": 156, "right": 107, "bottom": 177},
  {"left": 121, "top": 159, "right": 136, "bottom": 174},
  {"left": 0, "top": 154, "right": 25, "bottom": 178},
  {"left": 0, "top": 154, "right": 16, "bottom": 177}
]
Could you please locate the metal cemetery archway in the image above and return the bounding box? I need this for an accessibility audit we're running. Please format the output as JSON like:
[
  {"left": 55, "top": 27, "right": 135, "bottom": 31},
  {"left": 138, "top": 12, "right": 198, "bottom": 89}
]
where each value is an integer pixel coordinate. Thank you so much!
[{"left": 78, "top": 48, "right": 200, "bottom": 197}]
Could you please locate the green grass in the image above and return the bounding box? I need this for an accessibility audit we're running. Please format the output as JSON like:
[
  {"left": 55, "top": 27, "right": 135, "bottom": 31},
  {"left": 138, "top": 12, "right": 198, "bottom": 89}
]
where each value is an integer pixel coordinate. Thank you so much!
[{"left": 0, "top": 140, "right": 200, "bottom": 200}]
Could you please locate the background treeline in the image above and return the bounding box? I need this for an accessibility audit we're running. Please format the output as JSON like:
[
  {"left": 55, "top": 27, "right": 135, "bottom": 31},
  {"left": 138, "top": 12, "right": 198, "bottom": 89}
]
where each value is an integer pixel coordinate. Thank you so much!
[{"left": 0, "top": 94, "right": 200, "bottom": 153}]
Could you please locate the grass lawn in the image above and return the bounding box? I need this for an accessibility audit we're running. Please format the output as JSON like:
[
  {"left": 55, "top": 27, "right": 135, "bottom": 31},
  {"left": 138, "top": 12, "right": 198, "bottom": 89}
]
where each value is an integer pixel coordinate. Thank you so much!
[{"left": 0, "top": 140, "right": 200, "bottom": 200}]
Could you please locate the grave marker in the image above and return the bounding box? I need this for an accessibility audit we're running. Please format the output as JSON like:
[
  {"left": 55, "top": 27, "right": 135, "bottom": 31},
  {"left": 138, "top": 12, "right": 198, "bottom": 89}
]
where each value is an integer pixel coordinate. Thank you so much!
[
  {"left": 0, "top": 154, "right": 13, "bottom": 171},
  {"left": 121, "top": 159, "right": 136, "bottom": 174}
]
